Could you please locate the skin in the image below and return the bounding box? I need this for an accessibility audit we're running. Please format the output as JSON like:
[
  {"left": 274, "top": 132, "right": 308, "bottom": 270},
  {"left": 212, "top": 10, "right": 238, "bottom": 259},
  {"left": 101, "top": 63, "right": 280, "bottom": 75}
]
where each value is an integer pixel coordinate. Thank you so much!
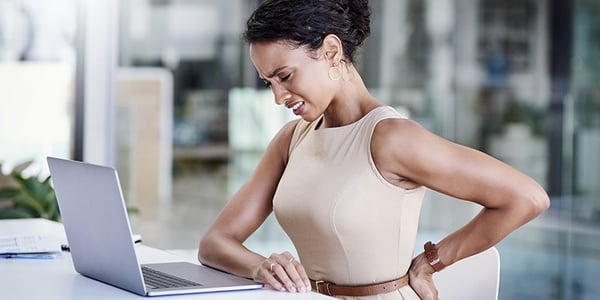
[{"left": 198, "top": 34, "right": 550, "bottom": 299}]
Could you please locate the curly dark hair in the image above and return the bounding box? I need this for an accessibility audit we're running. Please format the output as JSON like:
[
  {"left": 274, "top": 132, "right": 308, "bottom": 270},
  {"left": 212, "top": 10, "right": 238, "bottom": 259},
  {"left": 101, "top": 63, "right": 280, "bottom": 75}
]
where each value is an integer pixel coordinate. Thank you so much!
[{"left": 244, "top": 0, "right": 371, "bottom": 63}]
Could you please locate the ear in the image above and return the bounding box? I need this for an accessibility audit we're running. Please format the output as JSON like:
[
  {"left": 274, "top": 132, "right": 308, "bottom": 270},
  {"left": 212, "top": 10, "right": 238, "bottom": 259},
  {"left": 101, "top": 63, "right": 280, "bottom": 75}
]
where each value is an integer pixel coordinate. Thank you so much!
[{"left": 321, "top": 34, "right": 344, "bottom": 64}]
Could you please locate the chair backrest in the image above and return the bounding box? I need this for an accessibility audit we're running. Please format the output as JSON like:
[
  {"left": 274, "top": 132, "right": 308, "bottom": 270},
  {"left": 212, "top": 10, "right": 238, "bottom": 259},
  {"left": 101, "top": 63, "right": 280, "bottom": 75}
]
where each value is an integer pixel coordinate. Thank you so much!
[{"left": 433, "top": 246, "right": 500, "bottom": 300}]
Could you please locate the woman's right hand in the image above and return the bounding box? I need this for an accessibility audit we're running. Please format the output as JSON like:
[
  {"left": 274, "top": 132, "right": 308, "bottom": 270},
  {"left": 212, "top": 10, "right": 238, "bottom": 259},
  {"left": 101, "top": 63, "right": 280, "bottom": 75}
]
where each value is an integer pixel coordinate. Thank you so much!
[{"left": 252, "top": 251, "right": 311, "bottom": 293}]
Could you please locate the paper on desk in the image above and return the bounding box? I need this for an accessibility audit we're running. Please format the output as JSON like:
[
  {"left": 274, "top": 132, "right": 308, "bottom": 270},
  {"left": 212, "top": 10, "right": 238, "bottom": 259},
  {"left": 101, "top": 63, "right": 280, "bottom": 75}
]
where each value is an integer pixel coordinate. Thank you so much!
[
  {"left": 0, "top": 234, "right": 62, "bottom": 259},
  {"left": 1, "top": 253, "right": 59, "bottom": 259}
]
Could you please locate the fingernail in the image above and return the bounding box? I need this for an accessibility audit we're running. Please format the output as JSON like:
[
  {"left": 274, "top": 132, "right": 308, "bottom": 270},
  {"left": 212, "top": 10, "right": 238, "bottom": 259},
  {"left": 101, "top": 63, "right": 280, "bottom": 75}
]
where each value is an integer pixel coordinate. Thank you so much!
[{"left": 288, "top": 283, "right": 297, "bottom": 293}]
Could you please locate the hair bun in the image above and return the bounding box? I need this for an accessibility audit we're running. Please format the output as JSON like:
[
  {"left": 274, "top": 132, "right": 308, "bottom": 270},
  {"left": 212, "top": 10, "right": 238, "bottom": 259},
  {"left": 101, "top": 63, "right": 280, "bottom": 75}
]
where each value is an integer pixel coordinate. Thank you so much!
[
  {"left": 343, "top": 0, "right": 371, "bottom": 45},
  {"left": 244, "top": 0, "right": 372, "bottom": 63}
]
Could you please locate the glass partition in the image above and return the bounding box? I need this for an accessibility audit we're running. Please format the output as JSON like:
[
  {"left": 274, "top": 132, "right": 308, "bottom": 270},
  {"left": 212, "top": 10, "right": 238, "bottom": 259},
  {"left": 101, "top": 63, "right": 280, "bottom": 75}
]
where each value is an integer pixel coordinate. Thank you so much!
[{"left": 0, "top": 0, "right": 77, "bottom": 176}]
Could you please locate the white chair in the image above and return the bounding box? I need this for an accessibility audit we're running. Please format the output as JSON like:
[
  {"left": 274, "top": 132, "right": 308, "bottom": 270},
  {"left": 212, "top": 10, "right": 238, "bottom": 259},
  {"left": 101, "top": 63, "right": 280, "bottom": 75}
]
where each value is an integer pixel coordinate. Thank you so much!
[{"left": 433, "top": 246, "right": 500, "bottom": 300}]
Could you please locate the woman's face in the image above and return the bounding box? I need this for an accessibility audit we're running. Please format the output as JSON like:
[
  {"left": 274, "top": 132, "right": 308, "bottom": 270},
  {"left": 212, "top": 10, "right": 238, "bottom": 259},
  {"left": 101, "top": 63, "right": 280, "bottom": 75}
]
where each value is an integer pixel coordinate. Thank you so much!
[{"left": 249, "top": 41, "right": 337, "bottom": 122}]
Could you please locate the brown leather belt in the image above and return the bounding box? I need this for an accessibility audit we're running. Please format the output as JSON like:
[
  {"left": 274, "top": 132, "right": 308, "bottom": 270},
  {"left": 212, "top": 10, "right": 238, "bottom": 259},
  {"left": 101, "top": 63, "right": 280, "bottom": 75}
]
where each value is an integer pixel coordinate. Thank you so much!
[{"left": 310, "top": 274, "right": 409, "bottom": 297}]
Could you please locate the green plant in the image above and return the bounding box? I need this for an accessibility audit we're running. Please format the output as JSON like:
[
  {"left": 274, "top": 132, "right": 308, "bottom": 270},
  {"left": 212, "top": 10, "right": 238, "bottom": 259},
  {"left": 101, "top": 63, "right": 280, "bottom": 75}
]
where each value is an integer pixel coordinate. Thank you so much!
[{"left": 0, "top": 161, "right": 60, "bottom": 221}]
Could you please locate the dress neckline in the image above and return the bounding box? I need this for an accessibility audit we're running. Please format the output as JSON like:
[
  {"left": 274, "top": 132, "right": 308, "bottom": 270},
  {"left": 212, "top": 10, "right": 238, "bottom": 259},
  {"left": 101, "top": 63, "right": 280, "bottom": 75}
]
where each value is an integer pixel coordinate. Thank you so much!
[{"left": 313, "top": 106, "right": 390, "bottom": 132}]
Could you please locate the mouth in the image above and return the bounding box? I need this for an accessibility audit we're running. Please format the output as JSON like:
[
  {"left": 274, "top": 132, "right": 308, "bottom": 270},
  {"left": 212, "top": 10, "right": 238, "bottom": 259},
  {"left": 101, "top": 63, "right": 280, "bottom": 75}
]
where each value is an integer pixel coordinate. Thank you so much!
[{"left": 287, "top": 101, "right": 305, "bottom": 115}]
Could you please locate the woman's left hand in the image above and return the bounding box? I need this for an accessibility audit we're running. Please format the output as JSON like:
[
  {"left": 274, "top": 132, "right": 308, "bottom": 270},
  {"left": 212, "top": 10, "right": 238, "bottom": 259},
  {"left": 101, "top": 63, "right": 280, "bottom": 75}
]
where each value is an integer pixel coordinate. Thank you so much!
[
  {"left": 252, "top": 251, "right": 311, "bottom": 293},
  {"left": 409, "top": 254, "right": 438, "bottom": 300}
]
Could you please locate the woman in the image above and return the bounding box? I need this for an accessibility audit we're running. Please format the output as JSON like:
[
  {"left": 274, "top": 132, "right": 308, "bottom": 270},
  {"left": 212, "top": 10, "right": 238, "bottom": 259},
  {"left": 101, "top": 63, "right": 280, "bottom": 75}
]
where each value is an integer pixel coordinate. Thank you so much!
[{"left": 198, "top": 0, "right": 550, "bottom": 299}]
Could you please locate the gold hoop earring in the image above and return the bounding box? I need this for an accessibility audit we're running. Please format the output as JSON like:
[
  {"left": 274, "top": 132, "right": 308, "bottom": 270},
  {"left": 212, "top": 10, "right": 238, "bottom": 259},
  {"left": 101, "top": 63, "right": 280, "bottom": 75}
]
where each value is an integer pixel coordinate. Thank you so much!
[
  {"left": 340, "top": 61, "right": 354, "bottom": 81},
  {"left": 328, "top": 64, "right": 341, "bottom": 81}
]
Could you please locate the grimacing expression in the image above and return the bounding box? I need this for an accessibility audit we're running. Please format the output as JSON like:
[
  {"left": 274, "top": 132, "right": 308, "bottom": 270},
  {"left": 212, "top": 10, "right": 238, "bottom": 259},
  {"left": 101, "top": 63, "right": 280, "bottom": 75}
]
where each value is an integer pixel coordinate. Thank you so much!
[{"left": 249, "top": 41, "right": 338, "bottom": 122}]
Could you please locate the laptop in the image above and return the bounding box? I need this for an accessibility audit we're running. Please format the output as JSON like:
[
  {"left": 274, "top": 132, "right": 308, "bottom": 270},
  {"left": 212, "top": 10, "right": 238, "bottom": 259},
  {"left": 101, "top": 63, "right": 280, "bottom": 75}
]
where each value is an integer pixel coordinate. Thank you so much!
[{"left": 47, "top": 157, "right": 263, "bottom": 296}]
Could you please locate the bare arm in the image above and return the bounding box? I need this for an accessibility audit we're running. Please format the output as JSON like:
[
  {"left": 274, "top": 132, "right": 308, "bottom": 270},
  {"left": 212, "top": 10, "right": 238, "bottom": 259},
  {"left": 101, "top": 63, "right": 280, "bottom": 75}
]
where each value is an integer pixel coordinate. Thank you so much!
[
  {"left": 198, "top": 119, "right": 309, "bottom": 292},
  {"left": 372, "top": 118, "right": 550, "bottom": 299}
]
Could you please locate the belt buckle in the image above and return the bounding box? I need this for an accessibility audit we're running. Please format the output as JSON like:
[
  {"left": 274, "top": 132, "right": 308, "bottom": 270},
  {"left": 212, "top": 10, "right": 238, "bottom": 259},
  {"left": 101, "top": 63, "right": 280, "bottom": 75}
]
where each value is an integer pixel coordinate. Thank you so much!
[{"left": 313, "top": 280, "right": 331, "bottom": 295}]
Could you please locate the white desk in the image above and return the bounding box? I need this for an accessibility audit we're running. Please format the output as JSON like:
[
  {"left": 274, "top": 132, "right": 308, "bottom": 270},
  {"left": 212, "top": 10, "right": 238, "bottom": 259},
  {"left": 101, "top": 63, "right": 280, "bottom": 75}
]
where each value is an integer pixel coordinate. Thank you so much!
[{"left": 0, "top": 219, "right": 333, "bottom": 300}]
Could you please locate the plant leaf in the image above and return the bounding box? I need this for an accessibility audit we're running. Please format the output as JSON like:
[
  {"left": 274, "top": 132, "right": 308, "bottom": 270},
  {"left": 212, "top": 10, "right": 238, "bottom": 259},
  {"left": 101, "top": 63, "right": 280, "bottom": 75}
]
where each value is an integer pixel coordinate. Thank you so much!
[
  {"left": 0, "top": 187, "right": 20, "bottom": 201},
  {"left": 126, "top": 206, "right": 140, "bottom": 214},
  {"left": 18, "top": 175, "right": 40, "bottom": 197},
  {"left": 0, "top": 164, "right": 59, "bottom": 221},
  {"left": 0, "top": 207, "right": 35, "bottom": 219},
  {"left": 13, "top": 193, "right": 45, "bottom": 217},
  {"left": 46, "top": 199, "right": 61, "bottom": 221}
]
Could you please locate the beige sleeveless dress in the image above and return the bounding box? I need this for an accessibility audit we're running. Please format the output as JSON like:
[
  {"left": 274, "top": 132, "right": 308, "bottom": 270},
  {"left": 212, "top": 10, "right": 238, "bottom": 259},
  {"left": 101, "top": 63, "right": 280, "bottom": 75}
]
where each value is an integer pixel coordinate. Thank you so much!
[{"left": 273, "top": 106, "right": 425, "bottom": 300}]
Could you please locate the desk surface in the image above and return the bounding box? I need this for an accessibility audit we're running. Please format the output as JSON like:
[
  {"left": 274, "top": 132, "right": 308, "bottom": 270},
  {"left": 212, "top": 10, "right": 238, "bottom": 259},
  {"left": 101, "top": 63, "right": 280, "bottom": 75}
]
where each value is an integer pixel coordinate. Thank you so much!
[{"left": 0, "top": 219, "right": 333, "bottom": 300}]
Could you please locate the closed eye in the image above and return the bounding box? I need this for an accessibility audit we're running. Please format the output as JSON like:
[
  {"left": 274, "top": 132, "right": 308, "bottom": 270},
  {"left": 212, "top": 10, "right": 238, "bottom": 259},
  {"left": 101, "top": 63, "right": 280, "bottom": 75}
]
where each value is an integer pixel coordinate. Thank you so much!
[
  {"left": 263, "top": 80, "right": 272, "bottom": 88},
  {"left": 280, "top": 73, "right": 291, "bottom": 82}
]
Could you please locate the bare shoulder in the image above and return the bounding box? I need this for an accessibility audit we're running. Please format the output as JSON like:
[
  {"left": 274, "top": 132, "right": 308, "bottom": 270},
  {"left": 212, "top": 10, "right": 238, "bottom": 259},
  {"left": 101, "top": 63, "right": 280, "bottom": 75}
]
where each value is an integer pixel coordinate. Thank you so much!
[
  {"left": 370, "top": 117, "right": 472, "bottom": 188},
  {"left": 374, "top": 117, "right": 424, "bottom": 137},
  {"left": 272, "top": 119, "right": 301, "bottom": 143},
  {"left": 371, "top": 117, "right": 433, "bottom": 154},
  {"left": 370, "top": 117, "right": 432, "bottom": 188},
  {"left": 266, "top": 119, "right": 302, "bottom": 163},
  {"left": 273, "top": 119, "right": 302, "bottom": 145}
]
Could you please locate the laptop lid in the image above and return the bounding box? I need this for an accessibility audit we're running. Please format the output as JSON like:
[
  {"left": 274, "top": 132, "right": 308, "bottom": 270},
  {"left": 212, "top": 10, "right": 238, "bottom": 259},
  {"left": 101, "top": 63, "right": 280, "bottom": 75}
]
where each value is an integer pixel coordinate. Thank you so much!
[{"left": 47, "top": 157, "right": 262, "bottom": 296}]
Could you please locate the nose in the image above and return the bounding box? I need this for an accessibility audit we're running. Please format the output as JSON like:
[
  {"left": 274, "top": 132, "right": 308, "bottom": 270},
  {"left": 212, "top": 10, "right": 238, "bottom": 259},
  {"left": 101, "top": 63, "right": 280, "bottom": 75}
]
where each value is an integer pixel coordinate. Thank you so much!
[{"left": 273, "top": 84, "right": 291, "bottom": 105}]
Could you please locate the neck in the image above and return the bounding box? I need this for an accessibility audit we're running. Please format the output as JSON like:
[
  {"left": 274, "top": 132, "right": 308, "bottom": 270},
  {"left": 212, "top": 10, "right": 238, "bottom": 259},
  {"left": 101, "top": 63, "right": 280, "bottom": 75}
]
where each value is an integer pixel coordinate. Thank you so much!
[{"left": 321, "top": 68, "right": 383, "bottom": 128}]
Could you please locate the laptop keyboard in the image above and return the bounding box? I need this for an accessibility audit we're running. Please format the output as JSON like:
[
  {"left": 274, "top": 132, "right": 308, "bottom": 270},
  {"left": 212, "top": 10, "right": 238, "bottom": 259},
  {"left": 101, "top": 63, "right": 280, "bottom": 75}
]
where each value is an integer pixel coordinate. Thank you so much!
[{"left": 142, "top": 266, "right": 203, "bottom": 289}]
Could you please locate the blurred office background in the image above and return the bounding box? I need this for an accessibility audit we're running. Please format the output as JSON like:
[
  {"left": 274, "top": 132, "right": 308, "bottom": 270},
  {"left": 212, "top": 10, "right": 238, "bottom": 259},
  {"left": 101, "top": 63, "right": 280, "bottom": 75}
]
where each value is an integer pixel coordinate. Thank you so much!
[{"left": 1, "top": 0, "right": 599, "bottom": 299}]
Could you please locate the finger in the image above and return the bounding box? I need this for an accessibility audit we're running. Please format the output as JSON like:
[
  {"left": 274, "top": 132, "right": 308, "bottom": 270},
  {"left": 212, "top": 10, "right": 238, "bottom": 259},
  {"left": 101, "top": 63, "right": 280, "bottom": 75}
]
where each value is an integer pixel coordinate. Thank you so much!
[
  {"left": 264, "top": 270, "right": 287, "bottom": 292},
  {"left": 282, "top": 257, "right": 307, "bottom": 292},
  {"left": 286, "top": 257, "right": 310, "bottom": 292},
  {"left": 279, "top": 253, "right": 309, "bottom": 292},
  {"left": 280, "top": 253, "right": 310, "bottom": 293},
  {"left": 267, "top": 253, "right": 309, "bottom": 293},
  {"left": 264, "top": 263, "right": 288, "bottom": 291},
  {"left": 256, "top": 260, "right": 286, "bottom": 292},
  {"left": 294, "top": 262, "right": 311, "bottom": 292},
  {"left": 272, "top": 262, "right": 298, "bottom": 292}
]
